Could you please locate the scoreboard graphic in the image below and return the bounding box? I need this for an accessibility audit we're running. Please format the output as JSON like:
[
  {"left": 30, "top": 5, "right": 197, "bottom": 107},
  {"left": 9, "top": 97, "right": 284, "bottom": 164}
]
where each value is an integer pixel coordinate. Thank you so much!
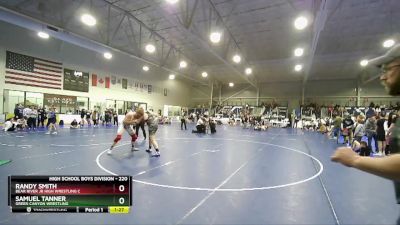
[
  {"left": 8, "top": 176, "right": 132, "bottom": 213},
  {"left": 63, "top": 68, "right": 89, "bottom": 92}
]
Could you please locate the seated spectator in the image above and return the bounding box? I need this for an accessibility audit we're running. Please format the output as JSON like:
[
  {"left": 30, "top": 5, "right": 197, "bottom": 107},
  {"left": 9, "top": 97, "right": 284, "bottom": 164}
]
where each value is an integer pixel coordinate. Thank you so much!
[
  {"left": 70, "top": 119, "right": 79, "bottom": 129},
  {"left": 261, "top": 126, "right": 268, "bottom": 131},
  {"left": 16, "top": 118, "right": 26, "bottom": 130},
  {"left": 254, "top": 121, "right": 268, "bottom": 131},
  {"left": 319, "top": 123, "right": 327, "bottom": 134},
  {"left": 4, "top": 118, "right": 17, "bottom": 132},
  {"left": 302, "top": 120, "right": 314, "bottom": 130},
  {"left": 192, "top": 117, "right": 206, "bottom": 133},
  {"left": 228, "top": 117, "right": 235, "bottom": 126},
  {"left": 359, "top": 141, "right": 371, "bottom": 157}
]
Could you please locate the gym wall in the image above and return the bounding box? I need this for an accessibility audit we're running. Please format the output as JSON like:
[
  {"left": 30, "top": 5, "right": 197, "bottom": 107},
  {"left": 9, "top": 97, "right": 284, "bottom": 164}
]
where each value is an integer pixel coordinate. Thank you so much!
[{"left": 0, "top": 21, "right": 192, "bottom": 114}]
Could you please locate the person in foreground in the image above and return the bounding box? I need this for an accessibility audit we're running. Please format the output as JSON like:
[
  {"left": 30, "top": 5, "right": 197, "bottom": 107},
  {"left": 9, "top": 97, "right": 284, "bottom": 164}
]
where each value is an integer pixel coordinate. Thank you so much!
[{"left": 332, "top": 44, "right": 400, "bottom": 181}]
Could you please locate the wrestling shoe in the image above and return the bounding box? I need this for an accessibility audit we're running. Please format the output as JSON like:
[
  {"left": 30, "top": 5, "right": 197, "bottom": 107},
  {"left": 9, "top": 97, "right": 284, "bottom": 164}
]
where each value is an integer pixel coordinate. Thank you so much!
[{"left": 151, "top": 150, "right": 160, "bottom": 157}]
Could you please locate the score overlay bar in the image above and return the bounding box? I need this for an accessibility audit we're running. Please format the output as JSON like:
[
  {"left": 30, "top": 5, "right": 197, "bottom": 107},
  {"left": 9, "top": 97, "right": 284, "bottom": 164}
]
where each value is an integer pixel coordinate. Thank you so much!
[{"left": 8, "top": 176, "right": 132, "bottom": 213}]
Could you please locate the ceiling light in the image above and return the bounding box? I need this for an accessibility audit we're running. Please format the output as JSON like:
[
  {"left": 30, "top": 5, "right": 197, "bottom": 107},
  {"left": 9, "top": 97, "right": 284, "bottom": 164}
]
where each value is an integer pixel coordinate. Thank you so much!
[
  {"left": 294, "top": 48, "right": 304, "bottom": 57},
  {"left": 37, "top": 31, "right": 49, "bottom": 39},
  {"left": 229, "top": 82, "right": 234, "bottom": 87},
  {"left": 145, "top": 44, "right": 156, "bottom": 53},
  {"left": 383, "top": 39, "right": 395, "bottom": 48},
  {"left": 294, "top": 16, "right": 308, "bottom": 30},
  {"left": 294, "top": 64, "right": 303, "bottom": 72},
  {"left": 245, "top": 68, "right": 252, "bottom": 75},
  {"left": 166, "top": 0, "right": 179, "bottom": 4},
  {"left": 103, "top": 52, "right": 112, "bottom": 59},
  {"left": 201, "top": 72, "right": 208, "bottom": 78},
  {"left": 232, "top": 54, "right": 241, "bottom": 63},
  {"left": 179, "top": 60, "right": 187, "bottom": 68},
  {"left": 142, "top": 65, "right": 149, "bottom": 71},
  {"left": 360, "top": 59, "right": 368, "bottom": 67},
  {"left": 81, "top": 14, "right": 96, "bottom": 26},
  {"left": 169, "top": 74, "right": 175, "bottom": 80},
  {"left": 210, "top": 32, "right": 222, "bottom": 43}
]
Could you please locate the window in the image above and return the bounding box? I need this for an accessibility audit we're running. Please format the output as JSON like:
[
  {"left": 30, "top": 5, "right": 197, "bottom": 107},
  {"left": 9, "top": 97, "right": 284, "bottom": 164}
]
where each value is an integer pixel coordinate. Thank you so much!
[
  {"left": 139, "top": 103, "right": 147, "bottom": 111},
  {"left": 116, "top": 100, "right": 124, "bottom": 115},
  {"left": 123, "top": 102, "right": 147, "bottom": 113},
  {"left": 3, "top": 90, "right": 94, "bottom": 115},
  {"left": 165, "top": 105, "right": 182, "bottom": 117},
  {"left": 3, "top": 90, "right": 24, "bottom": 114},
  {"left": 125, "top": 101, "right": 134, "bottom": 113},
  {"left": 91, "top": 100, "right": 105, "bottom": 114},
  {"left": 76, "top": 97, "right": 89, "bottom": 113},
  {"left": 26, "top": 92, "right": 43, "bottom": 107},
  {"left": 106, "top": 99, "right": 116, "bottom": 110}
]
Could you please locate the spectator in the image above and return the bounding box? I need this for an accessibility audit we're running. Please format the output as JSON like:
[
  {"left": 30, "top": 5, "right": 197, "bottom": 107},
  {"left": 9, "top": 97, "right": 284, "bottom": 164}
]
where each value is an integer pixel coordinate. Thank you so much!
[
  {"left": 3, "top": 118, "right": 17, "bottom": 132},
  {"left": 365, "top": 115, "right": 378, "bottom": 153},
  {"left": 332, "top": 44, "right": 400, "bottom": 208},
  {"left": 192, "top": 116, "right": 206, "bottom": 133},
  {"left": 70, "top": 119, "right": 79, "bottom": 129}
]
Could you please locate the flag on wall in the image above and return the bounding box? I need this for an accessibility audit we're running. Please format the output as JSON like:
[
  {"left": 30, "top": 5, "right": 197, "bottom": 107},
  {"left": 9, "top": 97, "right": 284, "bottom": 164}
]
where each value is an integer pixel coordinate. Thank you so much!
[
  {"left": 92, "top": 74, "right": 98, "bottom": 86},
  {"left": 134, "top": 81, "right": 139, "bottom": 91},
  {"left": 140, "top": 83, "right": 144, "bottom": 92},
  {"left": 128, "top": 80, "right": 133, "bottom": 89},
  {"left": 111, "top": 76, "right": 117, "bottom": 85},
  {"left": 122, "top": 78, "right": 127, "bottom": 89},
  {"left": 92, "top": 74, "right": 110, "bottom": 88},
  {"left": 5, "top": 51, "right": 62, "bottom": 89},
  {"left": 105, "top": 77, "right": 110, "bottom": 88}
]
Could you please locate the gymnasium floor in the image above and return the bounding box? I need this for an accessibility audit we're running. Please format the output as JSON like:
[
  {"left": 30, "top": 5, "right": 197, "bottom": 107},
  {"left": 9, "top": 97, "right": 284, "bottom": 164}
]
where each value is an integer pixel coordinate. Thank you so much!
[{"left": 0, "top": 123, "right": 399, "bottom": 225}]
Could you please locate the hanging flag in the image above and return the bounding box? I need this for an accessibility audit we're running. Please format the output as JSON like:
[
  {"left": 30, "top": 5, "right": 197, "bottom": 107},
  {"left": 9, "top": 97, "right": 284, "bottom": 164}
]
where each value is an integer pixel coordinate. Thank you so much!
[
  {"left": 5, "top": 51, "right": 63, "bottom": 89},
  {"left": 105, "top": 77, "right": 110, "bottom": 88},
  {"left": 98, "top": 77, "right": 104, "bottom": 86},
  {"left": 133, "top": 81, "right": 137, "bottom": 91},
  {"left": 122, "top": 78, "right": 127, "bottom": 89},
  {"left": 140, "top": 83, "right": 144, "bottom": 92},
  {"left": 128, "top": 80, "right": 133, "bottom": 89},
  {"left": 111, "top": 76, "right": 116, "bottom": 85},
  {"left": 92, "top": 74, "right": 98, "bottom": 86},
  {"left": 92, "top": 74, "right": 110, "bottom": 88}
]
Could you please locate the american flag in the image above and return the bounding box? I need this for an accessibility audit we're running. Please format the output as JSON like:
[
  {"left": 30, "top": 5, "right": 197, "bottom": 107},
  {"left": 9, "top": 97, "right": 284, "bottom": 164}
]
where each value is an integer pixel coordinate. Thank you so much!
[{"left": 5, "top": 51, "right": 62, "bottom": 89}]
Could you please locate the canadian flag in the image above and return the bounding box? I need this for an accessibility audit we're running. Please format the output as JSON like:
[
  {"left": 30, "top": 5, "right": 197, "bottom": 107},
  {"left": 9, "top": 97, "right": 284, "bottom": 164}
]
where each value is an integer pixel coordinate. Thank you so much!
[
  {"left": 92, "top": 74, "right": 98, "bottom": 86},
  {"left": 92, "top": 74, "right": 110, "bottom": 88}
]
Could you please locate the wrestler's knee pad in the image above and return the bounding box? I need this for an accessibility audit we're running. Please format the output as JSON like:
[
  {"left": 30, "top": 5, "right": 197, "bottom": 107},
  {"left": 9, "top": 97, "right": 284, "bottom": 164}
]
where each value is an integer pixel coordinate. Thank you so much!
[
  {"left": 131, "top": 134, "right": 137, "bottom": 142},
  {"left": 114, "top": 134, "right": 122, "bottom": 143}
]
